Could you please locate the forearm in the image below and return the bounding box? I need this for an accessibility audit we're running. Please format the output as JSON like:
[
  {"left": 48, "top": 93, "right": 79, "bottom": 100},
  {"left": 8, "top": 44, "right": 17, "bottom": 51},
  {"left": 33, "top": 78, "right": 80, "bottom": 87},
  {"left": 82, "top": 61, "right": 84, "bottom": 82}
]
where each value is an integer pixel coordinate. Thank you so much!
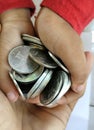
[
  {"left": 0, "top": 8, "right": 31, "bottom": 23},
  {"left": 41, "top": 0, "right": 94, "bottom": 34}
]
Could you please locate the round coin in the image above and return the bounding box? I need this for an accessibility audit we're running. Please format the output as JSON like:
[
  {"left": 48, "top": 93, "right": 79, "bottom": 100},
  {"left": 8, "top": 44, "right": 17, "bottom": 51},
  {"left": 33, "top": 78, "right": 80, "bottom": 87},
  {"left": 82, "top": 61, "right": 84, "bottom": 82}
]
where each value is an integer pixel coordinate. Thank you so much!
[
  {"left": 30, "top": 43, "right": 45, "bottom": 50},
  {"left": 27, "top": 69, "right": 53, "bottom": 99},
  {"left": 29, "top": 47, "right": 58, "bottom": 69},
  {"left": 22, "top": 34, "right": 43, "bottom": 45},
  {"left": 8, "top": 45, "right": 39, "bottom": 74},
  {"left": 30, "top": 70, "right": 53, "bottom": 98},
  {"left": 40, "top": 69, "right": 71, "bottom": 107},
  {"left": 13, "top": 66, "right": 44, "bottom": 83},
  {"left": 48, "top": 51, "right": 69, "bottom": 73},
  {"left": 48, "top": 73, "right": 71, "bottom": 107},
  {"left": 46, "top": 74, "right": 71, "bottom": 108},
  {"left": 9, "top": 71, "right": 26, "bottom": 100},
  {"left": 40, "top": 70, "right": 63, "bottom": 105}
]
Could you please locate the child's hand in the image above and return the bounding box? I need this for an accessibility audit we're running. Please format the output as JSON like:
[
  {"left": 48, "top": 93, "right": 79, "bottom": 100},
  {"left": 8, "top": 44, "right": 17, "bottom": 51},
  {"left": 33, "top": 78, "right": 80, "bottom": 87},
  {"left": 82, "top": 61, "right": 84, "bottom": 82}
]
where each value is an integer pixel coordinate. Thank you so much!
[{"left": 34, "top": 7, "right": 93, "bottom": 105}]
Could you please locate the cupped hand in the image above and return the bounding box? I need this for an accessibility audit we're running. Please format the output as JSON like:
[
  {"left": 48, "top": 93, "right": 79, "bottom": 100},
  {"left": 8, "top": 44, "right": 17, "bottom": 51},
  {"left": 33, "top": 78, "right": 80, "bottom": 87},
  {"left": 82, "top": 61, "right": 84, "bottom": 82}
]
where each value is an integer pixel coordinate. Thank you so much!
[
  {"left": 0, "top": 8, "right": 34, "bottom": 102},
  {"left": 0, "top": 89, "right": 80, "bottom": 130},
  {"left": 30, "top": 7, "right": 94, "bottom": 106},
  {"left": 35, "top": 7, "right": 93, "bottom": 90}
]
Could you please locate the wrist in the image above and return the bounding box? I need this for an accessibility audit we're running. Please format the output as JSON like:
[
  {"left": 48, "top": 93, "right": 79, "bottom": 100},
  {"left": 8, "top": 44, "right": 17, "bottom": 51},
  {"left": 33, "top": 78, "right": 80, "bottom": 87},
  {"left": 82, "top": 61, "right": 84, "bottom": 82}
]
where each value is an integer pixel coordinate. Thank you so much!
[
  {"left": 0, "top": 8, "right": 31, "bottom": 23},
  {"left": 0, "top": 8, "right": 34, "bottom": 34}
]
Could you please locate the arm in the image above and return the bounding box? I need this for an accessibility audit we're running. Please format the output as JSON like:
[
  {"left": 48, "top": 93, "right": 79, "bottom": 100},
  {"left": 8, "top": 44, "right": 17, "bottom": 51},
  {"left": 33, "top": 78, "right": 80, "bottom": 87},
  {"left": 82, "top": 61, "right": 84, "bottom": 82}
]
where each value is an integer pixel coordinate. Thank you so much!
[{"left": 41, "top": 0, "right": 94, "bottom": 34}]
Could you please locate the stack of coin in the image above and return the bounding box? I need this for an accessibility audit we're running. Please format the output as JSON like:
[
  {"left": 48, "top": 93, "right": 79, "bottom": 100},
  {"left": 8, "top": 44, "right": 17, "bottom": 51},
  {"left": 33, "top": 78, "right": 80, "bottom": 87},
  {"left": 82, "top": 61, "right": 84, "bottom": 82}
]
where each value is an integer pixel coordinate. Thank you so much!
[{"left": 8, "top": 34, "right": 71, "bottom": 107}]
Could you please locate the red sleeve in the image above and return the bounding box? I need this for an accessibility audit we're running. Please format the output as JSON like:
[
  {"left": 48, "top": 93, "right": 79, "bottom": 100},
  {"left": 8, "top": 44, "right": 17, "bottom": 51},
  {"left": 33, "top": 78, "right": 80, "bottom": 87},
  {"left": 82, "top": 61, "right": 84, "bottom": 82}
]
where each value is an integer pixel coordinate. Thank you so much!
[
  {"left": 41, "top": 0, "right": 94, "bottom": 34},
  {"left": 0, "top": 0, "right": 35, "bottom": 15}
]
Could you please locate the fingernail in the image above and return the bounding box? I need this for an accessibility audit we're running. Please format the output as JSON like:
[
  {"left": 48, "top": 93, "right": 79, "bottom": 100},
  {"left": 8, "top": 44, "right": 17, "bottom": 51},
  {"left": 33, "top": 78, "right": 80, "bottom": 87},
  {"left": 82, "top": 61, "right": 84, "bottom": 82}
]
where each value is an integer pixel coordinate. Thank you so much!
[
  {"left": 74, "top": 85, "right": 84, "bottom": 93},
  {"left": 7, "top": 92, "right": 18, "bottom": 102}
]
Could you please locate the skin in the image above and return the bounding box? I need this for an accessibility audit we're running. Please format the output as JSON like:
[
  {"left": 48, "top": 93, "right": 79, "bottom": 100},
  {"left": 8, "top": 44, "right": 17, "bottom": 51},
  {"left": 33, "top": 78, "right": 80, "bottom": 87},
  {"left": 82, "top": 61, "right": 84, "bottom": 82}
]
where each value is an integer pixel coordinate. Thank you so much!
[
  {"left": 0, "top": 89, "right": 85, "bottom": 130},
  {"left": 0, "top": 8, "right": 35, "bottom": 101},
  {"left": 0, "top": 7, "right": 93, "bottom": 103},
  {"left": 0, "top": 7, "right": 93, "bottom": 130},
  {"left": 34, "top": 7, "right": 94, "bottom": 104}
]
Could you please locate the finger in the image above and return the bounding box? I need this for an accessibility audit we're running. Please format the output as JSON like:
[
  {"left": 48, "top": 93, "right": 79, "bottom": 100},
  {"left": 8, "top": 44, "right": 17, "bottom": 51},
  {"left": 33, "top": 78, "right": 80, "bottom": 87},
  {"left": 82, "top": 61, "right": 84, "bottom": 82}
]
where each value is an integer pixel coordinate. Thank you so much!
[
  {"left": 26, "top": 96, "right": 41, "bottom": 104},
  {"left": 0, "top": 68, "right": 19, "bottom": 102},
  {"left": 27, "top": 97, "right": 59, "bottom": 108},
  {"left": 0, "top": 34, "right": 23, "bottom": 102},
  {"left": 57, "top": 84, "right": 86, "bottom": 105},
  {"left": 71, "top": 51, "right": 94, "bottom": 93},
  {"left": 0, "top": 74, "right": 18, "bottom": 102},
  {"left": 0, "top": 19, "right": 35, "bottom": 102}
]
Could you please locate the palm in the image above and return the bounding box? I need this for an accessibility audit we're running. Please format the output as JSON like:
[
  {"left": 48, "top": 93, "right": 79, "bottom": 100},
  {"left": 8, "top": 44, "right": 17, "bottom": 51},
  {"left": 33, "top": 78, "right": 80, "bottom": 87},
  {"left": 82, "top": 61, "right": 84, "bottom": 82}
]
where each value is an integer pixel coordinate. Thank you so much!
[
  {"left": 0, "top": 90, "right": 77, "bottom": 130},
  {"left": 0, "top": 17, "right": 75, "bottom": 130}
]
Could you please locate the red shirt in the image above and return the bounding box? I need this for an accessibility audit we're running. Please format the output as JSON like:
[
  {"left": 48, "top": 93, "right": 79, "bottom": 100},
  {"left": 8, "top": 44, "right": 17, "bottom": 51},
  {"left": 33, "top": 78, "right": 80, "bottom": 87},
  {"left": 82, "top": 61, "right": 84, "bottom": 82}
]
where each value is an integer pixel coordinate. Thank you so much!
[
  {"left": 0, "top": 0, "right": 94, "bottom": 34},
  {"left": 0, "top": 0, "right": 35, "bottom": 15}
]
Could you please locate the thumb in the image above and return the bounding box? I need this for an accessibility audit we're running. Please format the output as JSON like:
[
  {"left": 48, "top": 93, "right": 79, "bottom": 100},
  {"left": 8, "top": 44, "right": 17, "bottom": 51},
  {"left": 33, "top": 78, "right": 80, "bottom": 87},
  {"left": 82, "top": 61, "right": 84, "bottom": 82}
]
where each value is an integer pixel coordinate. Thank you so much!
[{"left": 71, "top": 51, "right": 94, "bottom": 93}]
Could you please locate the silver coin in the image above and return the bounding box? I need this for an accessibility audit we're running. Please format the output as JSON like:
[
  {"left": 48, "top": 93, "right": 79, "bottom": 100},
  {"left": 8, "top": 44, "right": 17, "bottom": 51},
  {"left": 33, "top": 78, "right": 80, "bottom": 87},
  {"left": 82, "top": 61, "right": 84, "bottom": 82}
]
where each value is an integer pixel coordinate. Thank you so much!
[
  {"left": 48, "top": 51, "right": 69, "bottom": 73},
  {"left": 40, "top": 70, "right": 71, "bottom": 107},
  {"left": 29, "top": 47, "right": 58, "bottom": 69},
  {"left": 30, "top": 70, "right": 53, "bottom": 98},
  {"left": 13, "top": 66, "right": 44, "bottom": 83},
  {"left": 46, "top": 76, "right": 71, "bottom": 108},
  {"left": 9, "top": 71, "right": 26, "bottom": 100},
  {"left": 8, "top": 45, "right": 39, "bottom": 74},
  {"left": 40, "top": 70, "right": 63, "bottom": 105},
  {"left": 29, "top": 43, "right": 45, "bottom": 50},
  {"left": 27, "top": 69, "right": 53, "bottom": 99},
  {"left": 22, "top": 34, "right": 43, "bottom": 45},
  {"left": 48, "top": 74, "right": 71, "bottom": 107}
]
